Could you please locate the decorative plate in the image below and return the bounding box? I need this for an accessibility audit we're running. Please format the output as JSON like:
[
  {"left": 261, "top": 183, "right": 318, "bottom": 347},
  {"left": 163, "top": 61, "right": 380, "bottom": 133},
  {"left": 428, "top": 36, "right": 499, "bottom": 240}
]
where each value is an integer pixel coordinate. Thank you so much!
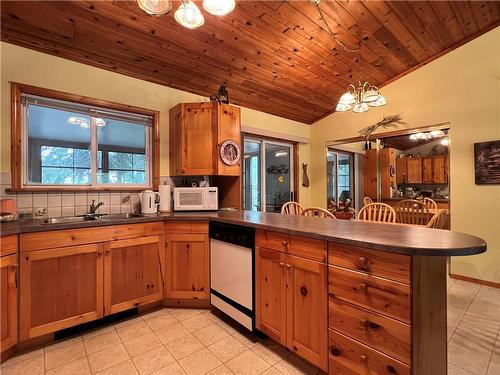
[
  {"left": 390, "top": 164, "right": 396, "bottom": 177},
  {"left": 220, "top": 140, "right": 241, "bottom": 166}
]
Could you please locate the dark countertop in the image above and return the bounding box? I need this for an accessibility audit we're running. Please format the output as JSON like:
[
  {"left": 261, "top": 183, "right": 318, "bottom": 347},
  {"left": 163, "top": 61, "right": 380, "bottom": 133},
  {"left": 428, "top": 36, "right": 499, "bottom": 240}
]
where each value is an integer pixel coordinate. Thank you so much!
[
  {"left": 382, "top": 197, "right": 449, "bottom": 203},
  {"left": 0, "top": 211, "right": 485, "bottom": 257}
]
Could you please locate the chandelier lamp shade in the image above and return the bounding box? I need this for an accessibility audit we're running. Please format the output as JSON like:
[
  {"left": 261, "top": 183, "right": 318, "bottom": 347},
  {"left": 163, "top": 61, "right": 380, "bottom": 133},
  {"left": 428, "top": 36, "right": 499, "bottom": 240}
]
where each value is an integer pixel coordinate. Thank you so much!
[
  {"left": 137, "top": 0, "right": 236, "bottom": 29},
  {"left": 336, "top": 82, "right": 387, "bottom": 113}
]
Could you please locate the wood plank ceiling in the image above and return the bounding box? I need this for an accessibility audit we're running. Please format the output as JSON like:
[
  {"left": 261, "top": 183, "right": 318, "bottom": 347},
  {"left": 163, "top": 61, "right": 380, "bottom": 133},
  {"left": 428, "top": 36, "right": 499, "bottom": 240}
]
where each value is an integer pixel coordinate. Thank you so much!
[{"left": 1, "top": 1, "right": 499, "bottom": 124}]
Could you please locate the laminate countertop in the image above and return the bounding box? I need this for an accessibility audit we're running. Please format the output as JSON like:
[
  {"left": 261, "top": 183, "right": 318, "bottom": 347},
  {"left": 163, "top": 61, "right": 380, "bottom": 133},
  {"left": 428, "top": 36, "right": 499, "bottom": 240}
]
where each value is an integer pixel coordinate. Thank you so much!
[{"left": 0, "top": 210, "right": 485, "bottom": 257}]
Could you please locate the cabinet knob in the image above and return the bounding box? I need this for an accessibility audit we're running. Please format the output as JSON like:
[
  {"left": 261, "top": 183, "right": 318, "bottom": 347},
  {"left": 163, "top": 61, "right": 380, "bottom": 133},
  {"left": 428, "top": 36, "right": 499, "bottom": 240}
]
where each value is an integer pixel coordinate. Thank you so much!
[
  {"left": 105, "top": 249, "right": 111, "bottom": 255},
  {"left": 357, "top": 257, "right": 369, "bottom": 271},
  {"left": 386, "top": 365, "right": 397, "bottom": 374},
  {"left": 330, "top": 347, "right": 340, "bottom": 357},
  {"left": 165, "top": 241, "right": 169, "bottom": 247},
  {"left": 285, "top": 264, "right": 291, "bottom": 270},
  {"left": 300, "top": 286, "right": 308, "bottom": 297},
  {"left": 281, "top": 240, "right": 288, "bottom": 247},
  {"left": 279, "top": 262, "right": 285, "bottom": 267},
  {"left": 97, "top": 251, "right": 103, "bottom": 257},
  {"left": 360, "top": 355, "right": 367, "bottom": 363},
  {"left": 359, "top": 283, "right": 368, "bottom": 292}
]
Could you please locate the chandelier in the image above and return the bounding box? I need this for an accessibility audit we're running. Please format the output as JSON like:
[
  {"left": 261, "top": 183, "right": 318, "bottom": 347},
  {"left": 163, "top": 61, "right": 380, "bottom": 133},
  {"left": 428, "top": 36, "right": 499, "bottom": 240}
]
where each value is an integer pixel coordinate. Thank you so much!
[
  {"left": 137, "top": 0, "right": 235, "bottom": 29},
  {"left": 313, "top": 0, "right": 387, "bottom": 113}
]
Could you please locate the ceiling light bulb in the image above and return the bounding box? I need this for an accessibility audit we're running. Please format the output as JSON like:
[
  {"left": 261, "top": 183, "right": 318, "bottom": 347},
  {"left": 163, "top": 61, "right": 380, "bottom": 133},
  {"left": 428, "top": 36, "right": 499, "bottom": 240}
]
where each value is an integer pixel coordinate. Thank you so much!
[
  {"left": 137, "top": 0, "right": 172, "bottom": 16},
  {"left": 338, "top": 92, "right": 356, "bottom": 106},
  {"left": 203, "top": 0, "right": 235, "bottom": 16},
  {"left": 175, "top": 1, "right": 204, "bottom": 29},
  {"left": 368, "top": 95, "right": 387, "bottom": 107},
  {"left": 430, "top": 130, "right": 445, "bottom": 138},
  {"left": 335, "top": 103, "right": 352, "bottom": 112},
  {"left": 352, "top": 102, "right": 369, "bottom": 113},
  {"left": 440, "top": 138, "right": 449, "bottom": 146}
]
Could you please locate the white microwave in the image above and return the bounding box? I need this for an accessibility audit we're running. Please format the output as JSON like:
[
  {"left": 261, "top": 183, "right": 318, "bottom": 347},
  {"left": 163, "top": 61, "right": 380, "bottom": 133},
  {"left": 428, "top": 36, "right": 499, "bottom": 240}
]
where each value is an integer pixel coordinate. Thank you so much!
[{"left": 173, "top": 187, "right": 218, "bottom": 211}]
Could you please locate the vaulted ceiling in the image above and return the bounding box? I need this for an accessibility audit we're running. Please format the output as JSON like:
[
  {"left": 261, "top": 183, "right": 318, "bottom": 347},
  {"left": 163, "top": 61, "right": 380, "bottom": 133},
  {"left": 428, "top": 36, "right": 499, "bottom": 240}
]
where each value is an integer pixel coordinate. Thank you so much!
[{"left": 2, "top": 1, "right": 499, "bottom": 124}]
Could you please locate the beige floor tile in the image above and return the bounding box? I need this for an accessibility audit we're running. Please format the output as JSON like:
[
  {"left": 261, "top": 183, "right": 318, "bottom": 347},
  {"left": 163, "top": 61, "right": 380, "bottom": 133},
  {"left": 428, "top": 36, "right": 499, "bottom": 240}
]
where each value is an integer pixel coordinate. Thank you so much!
[
  {"left": 45, "top": 340, "right": 86, "bottom": 370},
  {"left": 261, "top": 368, "right": 283, "bottom": 375},
  {"left": 226, "top": 350, "right": 271, "bottom": 375},
  {"left": 116, "top": 320, "right": 154, "bottom": 342},
  {"left": 141, "top": 308, "right": 170, "bottom": 320},
  {"left": 0, "top": 354, "right": 44, "bottom": 375},
  {"left": 448, "top": 364, "right": 476, "bottom": 375},
  {"left": 114, "top": 316, "right": 145, "bottom": 329},
  {"left": 155, "top": 322, "right": 191, "bottom": 344},
  {"left": 0, "top": 348, "right": 44, "bottom": 367},
  {"left": 274, "top": 354, "right": 318, "bottom": 375},
  {"left": 181, "top": 314, "right": 213, "bottom": 332},
  {"left": 82, "top": 325, "right": 116, "bottom": 340},
  {"left": 251, "top": 340, "right": 290, "bottom": 365},
  {"left": 231, "top": 330, "right": 260, "bottom": 348},
  {"left": 95, "top": 359, "right": 139, "bottom": 375},
  {"left": 447, "top": 280, "right": 480, "bottom": 312},
  {"left": 206, "top": 364, "right": 235, "bottom": 374},
  {"left": 84, "top": 330, "right": 121, "bottom": 355},
  {"left": 87, "top": 343, "right": 130, "bottom": 373},
  {"left": 124, "top": 332, "right": 163, "bottom": 357},
  {"left": 45, "top": 337, "right": 83, "bottom": 353},
  {"left": 487, "top": 337, "right": 500, "bottom": 375},
  {"left": 46, "top": 357, "right": 90, "bottom": 375},
  {"left": 145, "top": 312, "right": 177, "bottom": 331},
  {"left": 168, "top": 308, "right": 203, "bottom": 322},
  {"left": 193, "top": 324, "right": 230, "bottom": 346},
  {"left": 178, "top": 348, "right": 222, "bottom": 375},
  {"left": 208, "top": 335, "right": 248, "bottom": 363},
  {"left": 203, "top": 310, "right": 224, "bottom": 324},
  {"left": 216, "top": 320, "right": 239, "bottom": 335},
  {"left": 164, "top": 334, "right": 204, "bottom": 360},
  {"left": 151, "top": 362, "right": 188, "bottom": 375},
  {"left": 132, "top": 346, "right": 175, "bottom": 375}
]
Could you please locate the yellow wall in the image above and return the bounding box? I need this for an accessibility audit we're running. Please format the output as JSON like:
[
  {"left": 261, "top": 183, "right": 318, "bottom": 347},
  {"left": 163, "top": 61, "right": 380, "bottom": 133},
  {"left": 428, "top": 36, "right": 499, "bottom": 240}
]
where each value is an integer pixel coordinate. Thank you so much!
[
  {"left": 0, "top": 42, "right": 311, "bottom": 206},
  {"left": 311, "top": 26, "right": 500, "bottom": 283}
]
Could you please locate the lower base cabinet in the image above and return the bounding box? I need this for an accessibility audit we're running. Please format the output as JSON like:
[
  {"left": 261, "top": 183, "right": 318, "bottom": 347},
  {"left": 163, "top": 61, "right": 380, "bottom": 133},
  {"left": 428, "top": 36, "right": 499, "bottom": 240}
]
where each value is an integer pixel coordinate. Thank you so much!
[{"left": 1, "top": 238, "right": 18, "bottom": 357}]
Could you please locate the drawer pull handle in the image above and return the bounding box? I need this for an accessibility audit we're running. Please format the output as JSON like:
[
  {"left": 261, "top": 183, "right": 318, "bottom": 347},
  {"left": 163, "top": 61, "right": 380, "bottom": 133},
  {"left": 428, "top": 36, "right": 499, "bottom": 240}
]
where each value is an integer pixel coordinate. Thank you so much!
[
  {"left": 360, "top": 319, "right": 381, "bottom": 330},
  {"left": 330, "top": 347, "right": 340, "bottom": 357},
  {"left": 359, "top": 283, "right": 368, "bottom": 292},
  {"left": 281, "top": 240, "right": 288, "bottom": 247},
  {"left": 97, "top": 251, "right": 103, "bottom": 257},
  {"left": 285, "top": 264, "right": 291, "bottom": 270},
  {"left": 386, "top": 365, "right": 397, "bottom": 374},
  {"left": 360, "top": 354, "right": 367, "bottom": 363},
  {"left": 300, "top": 286, "right": 308, "bottom": 297},
  {"left": 357, "top": 257, "right": 369, "bottom": 271},
  {"left": 279, "top": 262, "right": 285, "bottom": 267}
]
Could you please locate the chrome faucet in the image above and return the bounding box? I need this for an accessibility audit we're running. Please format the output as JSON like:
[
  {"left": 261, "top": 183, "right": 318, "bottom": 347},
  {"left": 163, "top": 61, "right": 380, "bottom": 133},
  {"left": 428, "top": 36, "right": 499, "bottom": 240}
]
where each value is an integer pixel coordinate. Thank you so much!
[{"left": 89, "top": 200, "right": 104, "bottom": 214}]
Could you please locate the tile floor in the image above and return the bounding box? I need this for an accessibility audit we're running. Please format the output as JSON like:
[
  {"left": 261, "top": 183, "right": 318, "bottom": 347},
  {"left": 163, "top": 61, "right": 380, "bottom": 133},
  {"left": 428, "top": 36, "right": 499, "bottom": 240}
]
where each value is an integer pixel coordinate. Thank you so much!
[{"left": 2, "top": 278, "right": 499, "bottom": 375}]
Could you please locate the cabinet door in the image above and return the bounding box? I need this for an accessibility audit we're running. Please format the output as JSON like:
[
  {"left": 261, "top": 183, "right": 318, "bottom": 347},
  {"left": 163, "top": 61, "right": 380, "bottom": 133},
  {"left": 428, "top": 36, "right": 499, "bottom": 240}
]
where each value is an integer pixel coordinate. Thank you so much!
[
  {"left": 255, "top": 247, "right": 287, "bottom": 345},
  {"left": 286, "top": 254, "right": 328, "bottom": 371},
  {"left": 396, "top": 157, "right": 407, "bottom": 184},
  {"left": 406, "top": 158, "right": 422, "bottom": 183},
  {"left": 104, "top": 236, "right": 164, "bottom": 315},
  {"left": 364, "top": 149, "right": 378, "bottom": 199},
  {"left": 422, "top": 157, "right": 433, "bottom": 183},
  {"left": 432, "top": 156, "right": 447, "bottom": 183},
  {"left": 182, "top": 104, "right": 214, "bottom": 175},
  {"left": 165, "top": 233, "right": 209, "bottom": 301},
  {"left": 20, "top": 244, "right": 103, "bottom": 340},
  {"left": 1, "top": 255, "right": 17, "bottom": 354}
]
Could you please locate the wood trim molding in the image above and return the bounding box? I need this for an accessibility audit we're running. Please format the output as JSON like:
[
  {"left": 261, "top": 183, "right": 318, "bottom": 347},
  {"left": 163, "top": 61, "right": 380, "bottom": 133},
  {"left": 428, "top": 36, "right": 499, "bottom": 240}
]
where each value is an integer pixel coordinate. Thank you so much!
[
  {"left": 242, "top": 126, "right": 310, "bottom": 144},
  {"left": 449, "top": 273, "right": 500, "bottom": 289},
  {"left": 9, "top": 82, "right": 160, "bottom": 191}
]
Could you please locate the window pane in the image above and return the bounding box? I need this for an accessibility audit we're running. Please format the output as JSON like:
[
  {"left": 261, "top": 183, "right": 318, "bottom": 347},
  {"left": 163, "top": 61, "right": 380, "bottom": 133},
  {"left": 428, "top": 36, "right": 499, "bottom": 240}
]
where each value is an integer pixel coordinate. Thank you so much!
[
  {"left": 133, "top": 154, "right": 146, "bottom": 171},
  {"left": 109, "top": 152, "right": 133, "bottom": 170},
  {"left": 243, "top": 140, "right": 261, "bottom": 211},
  {"left": 265, "top": 143, "right": 291, "bottom": 213}
]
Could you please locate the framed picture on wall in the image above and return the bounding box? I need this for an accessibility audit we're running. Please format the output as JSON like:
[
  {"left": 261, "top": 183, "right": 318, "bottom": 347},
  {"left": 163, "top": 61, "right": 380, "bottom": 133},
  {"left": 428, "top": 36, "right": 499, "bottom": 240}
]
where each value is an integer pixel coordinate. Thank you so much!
[{"left": 474, "top": 140, "right": 500, "bottom": 184}]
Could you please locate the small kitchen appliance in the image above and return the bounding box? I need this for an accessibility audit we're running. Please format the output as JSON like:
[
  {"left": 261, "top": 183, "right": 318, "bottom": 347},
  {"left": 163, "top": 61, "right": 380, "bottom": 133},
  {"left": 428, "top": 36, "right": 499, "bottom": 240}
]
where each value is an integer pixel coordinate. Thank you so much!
[
  {"left": 139, "top": 190, "right": 160, "bottom": 214},
  {"left": 158, "top": 185, "right": 172, "bottom": 212},
  {"left": 173, "top": 187, "right": 218, "bottom": 211}
]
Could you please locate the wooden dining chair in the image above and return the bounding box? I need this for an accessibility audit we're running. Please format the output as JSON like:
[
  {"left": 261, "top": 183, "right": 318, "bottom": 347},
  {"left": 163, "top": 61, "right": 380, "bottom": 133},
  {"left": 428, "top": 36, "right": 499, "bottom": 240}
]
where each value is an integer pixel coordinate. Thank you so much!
[
  {"left": 423, "top": 197, "right": 438, "bottom": 211},
  {"left": 363, "top": 196, "right": 374, "bottom": 206},
  {"left": 394, "top": 199, "right": 431, "bottom": 225},
  {"left": 357, "top": 203, "right": 396, "bottom": 223},
  {"left": 281, "top": 201, "right": 304, "bottom": 216},
  {"left": 426, "top": 209, "right": 449, "bottom": 229},
  {"left": 302, "top": 207, "right": 336, "bottom": 219}
]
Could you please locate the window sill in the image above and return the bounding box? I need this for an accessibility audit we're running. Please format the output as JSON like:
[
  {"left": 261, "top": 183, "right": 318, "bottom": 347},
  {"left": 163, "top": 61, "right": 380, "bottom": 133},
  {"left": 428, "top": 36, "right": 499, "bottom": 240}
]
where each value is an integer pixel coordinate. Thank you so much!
[{"left": 8, "top": 186, "right": 153, "bottom": 193}]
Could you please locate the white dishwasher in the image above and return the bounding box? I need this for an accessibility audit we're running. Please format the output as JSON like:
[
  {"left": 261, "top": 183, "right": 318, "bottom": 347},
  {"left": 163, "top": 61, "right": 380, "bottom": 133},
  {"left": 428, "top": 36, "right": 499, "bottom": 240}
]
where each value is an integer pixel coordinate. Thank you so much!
[{"left": 209, "top": 222, "right": 255, "bottom": 331}]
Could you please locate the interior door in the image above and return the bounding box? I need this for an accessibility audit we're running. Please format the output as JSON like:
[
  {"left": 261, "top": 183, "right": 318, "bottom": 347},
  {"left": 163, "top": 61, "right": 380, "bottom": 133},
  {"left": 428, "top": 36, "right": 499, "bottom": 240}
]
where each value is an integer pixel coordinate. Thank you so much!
[
  {"left": 20, "top": 243, "right": 103, "bottom": 340},
  {"left": 1, "top": 254, "right": 17, "bottom": 352},
  {"left": 104, "top": 236, "right": 164, "bottom": 315},
  {"left": 286, "top": 254, "right": 328, "bottom": 371}
]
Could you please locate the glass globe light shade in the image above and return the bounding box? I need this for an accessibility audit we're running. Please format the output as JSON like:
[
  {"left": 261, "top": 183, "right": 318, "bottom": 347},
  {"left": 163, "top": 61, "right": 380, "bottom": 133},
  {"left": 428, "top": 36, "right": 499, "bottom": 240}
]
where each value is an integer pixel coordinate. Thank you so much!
[
  {"left": 335, "top": 103, "right": 352, "bottom": 112},
  {"left": 175, "top": 1, "right": 205, "bottom": 29},
  {"left": 362, "top": 87, "right": 381, "bottom": 103},
  {"left": 368, "top": 95, "right": 387, "bottom": 107},
  {"left": 430, "top": 130, "right": 445, "bottom": 138},
  {"left": 352, "top": 102, "right": 369, "bottom": 113},
  {"left": 203, "top": 0, "right": 236, "bottom": 16},
  {"left": 338, "top": 92, "right": 356, "bottom": 105},
  {"left": 440, "top": 138, "right": 449, "bottom": 146},
  {"left": 137, "top": 0, "right": 172, "bottom": 16}
]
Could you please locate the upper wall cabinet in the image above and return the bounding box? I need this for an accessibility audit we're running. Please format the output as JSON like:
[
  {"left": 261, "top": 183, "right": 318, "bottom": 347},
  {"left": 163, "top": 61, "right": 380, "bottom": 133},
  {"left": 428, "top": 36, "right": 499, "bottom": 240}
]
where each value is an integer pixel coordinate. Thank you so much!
[{"left": 169, "top": 102, "right": 241, "bottom": 176}]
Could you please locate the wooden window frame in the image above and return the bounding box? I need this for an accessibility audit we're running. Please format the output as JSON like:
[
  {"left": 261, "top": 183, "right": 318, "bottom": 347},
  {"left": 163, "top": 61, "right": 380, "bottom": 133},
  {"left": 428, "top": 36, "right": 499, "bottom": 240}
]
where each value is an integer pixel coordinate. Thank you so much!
[{"left": 10, "top": 82, "right": 160, "bottom": 191}]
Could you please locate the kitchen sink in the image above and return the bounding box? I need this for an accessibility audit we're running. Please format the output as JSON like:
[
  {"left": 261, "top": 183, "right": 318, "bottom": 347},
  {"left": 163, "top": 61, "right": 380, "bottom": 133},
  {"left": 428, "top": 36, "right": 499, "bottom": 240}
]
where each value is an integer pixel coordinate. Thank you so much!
[
  {"left": 42, "top": 216, "right": 100, "bottom": 224},
  {"left": 99, "top": 213, "right": 144, "bottom": 220}
]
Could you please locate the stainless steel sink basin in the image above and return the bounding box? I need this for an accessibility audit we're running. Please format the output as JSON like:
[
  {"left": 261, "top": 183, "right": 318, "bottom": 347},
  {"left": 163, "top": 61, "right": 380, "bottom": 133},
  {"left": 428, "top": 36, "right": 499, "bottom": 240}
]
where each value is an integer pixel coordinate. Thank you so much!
[
  {"left": 42, "top": 216, "right": 99, "bottom": 224},
  {"left": 99, "top": 213, "right": 144, "bottom": 220}
]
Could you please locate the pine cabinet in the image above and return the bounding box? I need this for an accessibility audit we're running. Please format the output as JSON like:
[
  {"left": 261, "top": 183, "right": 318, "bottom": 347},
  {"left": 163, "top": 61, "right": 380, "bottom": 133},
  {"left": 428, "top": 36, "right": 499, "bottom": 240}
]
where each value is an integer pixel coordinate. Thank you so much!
[
  {"left": 1, "top": 235, "right": 18, "bottom": 357},
  {"left": 165, "top": 222, "right": 209, "bottom": 304},
  {"left": 422, "top": 157, "right": 433, "bottom": 183},
  {"left": 256, "top": 231, "right": 328, "bottom": 371},
  {"left": 432, "top": 156, "right": 448, "bottom": 183},
  {"left": 406, "top": 157, "right": 422, "bottom": 184},
  {"left": 104, "top": 236, "right": 165, "bottom": 315},
  {"left": 396, "top": 157, "right": 407, "bottom": 184}
]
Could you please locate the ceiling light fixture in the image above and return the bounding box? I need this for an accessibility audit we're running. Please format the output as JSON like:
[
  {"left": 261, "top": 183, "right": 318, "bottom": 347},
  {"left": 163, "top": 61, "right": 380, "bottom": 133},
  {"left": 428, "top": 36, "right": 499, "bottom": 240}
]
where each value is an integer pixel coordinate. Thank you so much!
[
  {"left": 203, "top": 0, "right": 236, "bottom": 16},
  {"left": 136, "top": 0, "right": 172, "bottom": 16},
  {"left": 409, "top": 130, "right": 446, "bottom": 142},
  {"left": 313, "top": 0, "right": 387, "bottom": 114},
  {"left": 175, "top": 1, "right": 205, "bottom": 29}
]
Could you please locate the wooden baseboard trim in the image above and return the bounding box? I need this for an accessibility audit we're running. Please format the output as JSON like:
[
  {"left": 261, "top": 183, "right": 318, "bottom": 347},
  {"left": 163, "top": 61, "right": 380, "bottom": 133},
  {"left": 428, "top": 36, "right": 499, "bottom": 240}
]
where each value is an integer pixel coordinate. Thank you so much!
[
  {"left": 449, "top": 273, "right": 500, "bottom": 289},
  {"left": 163, "top": 298, "right": 211, "bottom": 308}
]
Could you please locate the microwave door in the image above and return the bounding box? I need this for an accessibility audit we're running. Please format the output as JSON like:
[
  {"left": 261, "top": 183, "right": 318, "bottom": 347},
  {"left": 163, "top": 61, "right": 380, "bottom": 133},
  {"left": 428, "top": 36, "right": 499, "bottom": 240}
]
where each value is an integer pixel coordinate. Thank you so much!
[{"left": 176, "top": 191, "right": 204, "bottom": 210}]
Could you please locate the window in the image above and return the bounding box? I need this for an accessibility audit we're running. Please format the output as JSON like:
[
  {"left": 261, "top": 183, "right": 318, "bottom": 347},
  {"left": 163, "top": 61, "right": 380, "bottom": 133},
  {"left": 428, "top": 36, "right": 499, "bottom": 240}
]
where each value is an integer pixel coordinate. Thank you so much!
[
  {"left": 11, "top": 83, "right": 159, "bottom": 190},
  {"left": 327, "top": 149, "right": 354, "bottom": 206}
]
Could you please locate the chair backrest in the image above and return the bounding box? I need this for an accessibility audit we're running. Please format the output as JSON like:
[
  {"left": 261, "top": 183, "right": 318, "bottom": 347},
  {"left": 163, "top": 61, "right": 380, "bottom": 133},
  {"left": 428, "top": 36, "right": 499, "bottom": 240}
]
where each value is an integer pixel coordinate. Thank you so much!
[
  {"left": 281, "top": 201, "right": 304, "bottom": 216},
  {"left": 423, "top": 197, "right": 438, "bottom": 211},
  {"left": 426, "top": 209, "right": 449, "bottom": 229},
  {"left": 302, "top": 207, "right": 336, "bottom": 219},
  {"left": 357, "top": 203, "right": 396, "bottom": 223},
  {"left": 394, "top": 199, "right": 431, "bottom": 225},
  {"left": 363, "top": 197, "right": 374, "bottom": 206}
]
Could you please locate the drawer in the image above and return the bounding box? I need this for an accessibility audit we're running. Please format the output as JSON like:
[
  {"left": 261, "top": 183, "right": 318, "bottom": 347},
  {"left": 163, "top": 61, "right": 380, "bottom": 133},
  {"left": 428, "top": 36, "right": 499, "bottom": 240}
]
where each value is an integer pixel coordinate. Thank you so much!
[
  {"left": 1, "top": 235, "right": 18, "bottom": 256},
  {"left": 329, "top": 329, "right": 410, "bottom": 375},
  {"left": 165, "top": 221, "right": 208, "bottom": 234},
  {"left": 329, "top": 297, "right": 410, "bottom": 364},
  {"left": 289, "top": 236, "right": 327, "bottom": 262},
  {"left": 20, "top": 222, "right": 164, "bottom": 252},
  {"left": 328, "top": 243, "right": 410, "bottom": 284},
  {"left": 256, "top": 230, "right": 289, "bottom": 253},
  {"left": 329, "top": 266, "right": 410, "bottom": 323}
]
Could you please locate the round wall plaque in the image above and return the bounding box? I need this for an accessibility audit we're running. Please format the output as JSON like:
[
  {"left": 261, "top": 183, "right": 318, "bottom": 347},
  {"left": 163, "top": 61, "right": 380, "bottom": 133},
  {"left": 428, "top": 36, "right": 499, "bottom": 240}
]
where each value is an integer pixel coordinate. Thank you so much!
[
  {"left": 220, "top": 140, "right": 241, "bottom": 166},
  {"left": 390, "top": 164, "right": 396, "bottom": 177}
]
